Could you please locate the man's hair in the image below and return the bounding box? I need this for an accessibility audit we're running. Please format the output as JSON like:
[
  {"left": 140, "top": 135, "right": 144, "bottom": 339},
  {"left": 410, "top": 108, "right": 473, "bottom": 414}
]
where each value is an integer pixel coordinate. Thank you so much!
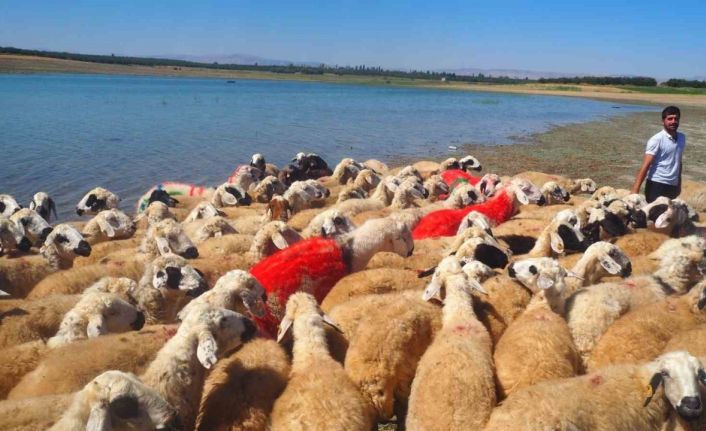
[{"left": 662, "top": 105, "right": 680, "bottom": 119}]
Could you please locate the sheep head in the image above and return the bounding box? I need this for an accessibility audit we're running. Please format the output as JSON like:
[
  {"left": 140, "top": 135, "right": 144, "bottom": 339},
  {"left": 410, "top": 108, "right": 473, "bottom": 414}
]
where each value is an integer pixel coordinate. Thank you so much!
[
  {"left": 0, "top": 217, "right": 32, "bottom": 255},
  {"left": 142, "top": 219, "right": 198, "bottom": 259},
  {"left": 41, "top": 224, "right": 91, "bottom": 269},
  {"left": 459, "top": 155, "right": 482, "bottom": 172},
  {"left": 508, "top": 178, "right": 545, "bottom": 205},
  {"left": 212, "top": 183, "right": 252, "bottom": 207},
  {"left": 10, "top": 208, "right": 53, "bottom": 245},
  {"left": 277, "top": 292, "right": 339, "bottom": 343},
  {"left": 0, "top": 194, "right": 22, "bottom": 217},
  {"left": 541, "top": 181, "right": 571, "bottom": 204},
  {"left": 29, "top": 191, "right": 57, "bottom": 222},
  {"left": 144, "top": 253, "right": 208, "bottom": 298},
  {"left": 76, "top": 187, "right": 120, "bottom": 216},
  {"left": 644, "top": 351, "right": 706, "bottom": 421},
  {"left": 423, "top": 255, "right": 486, "bottom": 302}
]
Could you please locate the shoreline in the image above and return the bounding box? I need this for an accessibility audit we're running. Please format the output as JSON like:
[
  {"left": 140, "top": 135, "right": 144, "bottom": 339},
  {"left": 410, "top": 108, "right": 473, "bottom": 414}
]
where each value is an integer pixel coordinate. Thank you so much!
[{"left": 3, "top": 54, "right": 706, "bottom": 108}]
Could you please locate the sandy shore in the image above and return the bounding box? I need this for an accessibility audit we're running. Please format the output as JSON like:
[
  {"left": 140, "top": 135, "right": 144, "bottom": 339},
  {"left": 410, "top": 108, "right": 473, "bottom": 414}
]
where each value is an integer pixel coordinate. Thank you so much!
[{"left": 3, "top": 54, "right": 706, "bottom": 108}]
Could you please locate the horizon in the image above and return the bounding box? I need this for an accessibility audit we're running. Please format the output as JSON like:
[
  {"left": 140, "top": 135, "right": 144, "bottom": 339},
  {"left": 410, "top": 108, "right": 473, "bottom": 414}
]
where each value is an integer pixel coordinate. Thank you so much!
[{"left": 1, "top": 0, "right": 705, "bottom": 80}]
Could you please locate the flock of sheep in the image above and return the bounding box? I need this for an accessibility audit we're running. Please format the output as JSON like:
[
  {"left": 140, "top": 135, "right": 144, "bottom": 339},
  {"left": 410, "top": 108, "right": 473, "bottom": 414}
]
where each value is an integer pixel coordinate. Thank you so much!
[{"left": 1, "top": 150, "right": 706, "bottom": 430}]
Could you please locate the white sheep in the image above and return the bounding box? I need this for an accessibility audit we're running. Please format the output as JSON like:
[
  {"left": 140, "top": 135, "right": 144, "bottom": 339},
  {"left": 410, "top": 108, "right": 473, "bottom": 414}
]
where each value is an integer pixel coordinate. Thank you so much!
[
  {"left": 182, "top": 201, "right": 224, "bottom": 223},
  {"left": 283, "top": 180, "right": 327, "bottom": 213},
  {"left": 0, "top": 216, "right": 31, "bottom": 255},
  {"left": 9, "top": 208, "right": 53, "bottom": 246},
  {"left": 211, "top": 182, "right": 253, "bottom": 207},
  {"left": 48, "top": 370, "right": 179, "bottom": 431},
  {"left": 352, "top": 168, "right": 381, "bottom": 192},
  {"left": 182, "top": 215, "right": 237, "bottom": 244},
  {"left": 134, "top": 200, "right": 177, "bottom": 228},
  {"left": 270, "top": 293, "right": 374, "bottom": 431},
  {"left": 76, "top": 187, "right": 121, "bottom": 216},
  {"left": 81, "top": 208, "right": 136, "bottom": 245},
  {"left": 527, "top": 209, "right": 586, "bottom": 257},
  {"left": 248, "top": 220, "right": 302, "bottom": 260},
  {"left": 541, "top": 181, "right": 571, "bottom": 204},
  {"left": 331, "top": 158, "right": 365, "bottom": 184},
  {"left": 28, "top": 191, "right": 58, "bottom": 222},
  {"left": 0, "top": 193, "right": 22, "bottom": 217},
  {"left": 140, "top": 218, "right": 199, "bottom": 259},
  {"left": 484, "top": 350, "right": 706, "bottom": 430},
  {"left": 422, "top": 174, "right": 450, "bottom": 202},
  {"left": 251, "top": 175, "right": 287, "bottom": 203},
  {"left": 0, "top": 223, "right": 91, "bottom": 297},
  {"left": 140, "top": 305, "right": 257, "bottom": 431},
  {"left": 406, "top": 256, "right": 495, "bottom": 431},
  {"left": 47, "top": 291, "right": 145, "bottom": 348}
]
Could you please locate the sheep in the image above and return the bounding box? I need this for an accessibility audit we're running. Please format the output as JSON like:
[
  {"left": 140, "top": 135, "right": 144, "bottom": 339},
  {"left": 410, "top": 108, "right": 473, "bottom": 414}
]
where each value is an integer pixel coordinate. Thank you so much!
[
  {"left": 177, "top": 269, "right": 266, "bottom": 322},
  {"left": 0, "top": 393, "right": 72, "bottom": 430},
  {"left": 183, "top": 201, "right": 225, "bottom": 223},
  {"left": 248, "top": 220, "right": 302, "bottom": 261},
  {"left": 48, "top": 370, "right": 180, "bottom": 431},
  {"left": 291, "top": 152, "right": 333, "bottom": 179},
  {"left": 412, "top": 178, "right": 545, "bottom": 239},
  {"left": 336, "top": 183, "right": 367, "bottom": 204},
  {"left": 0, "top": 217, "right": 32, "bottom": 255},
  {"left": 396, "top": 165, "right": 424, "bottom": 182},
  {"left": 248, "top": 153, "right": 279, "bottom": 177},
  {"left": 340, "top": 290, "right": 443, "bottom": 424},
  {"left": 46, "top": 291, "right": 145, "bottom": 348},
  {"left": 7, "top": 325, "right": 173, "bottom": 400},
  {"left": 446, "top": 226, "right": 511, "bottom": 269},
  {"left": 331, "top": 158, "right": 365, "bottom": 184},
  {"left": 406, "top": 256, "right": 494, "bottom": 431},
  {"left": 568, "top": 177, "right": 598, "bottom": 194},
  {"left": 352, "top": 168, "right": 381, "bottom": 192},
  {"left": 227, "top": 165, "right": 263, "bottom": 191},
  {"left": 277, "top": 163, "right": 308, "bottom": 187},
  {"left": 182, "top": 216, "right": 238, "bottom": 244},
  {"left": 250, "top": 175, "right": 287, "bottom": 203},
  {"left": 0, "top": 340, "right": 49, "bottom": 399},
  {"left": 211, "top": 182, "right": 253, "bottom": 208},
  {"left": 75, "top": 187, "right": 120, "bottom": 216},
  {"left": 141, "top": 305, "right": 256, "bottom": 431},
  {"left": 484, "top": 350, "right": 706, "bottom": 431},
  {"left": 664, "top": 324, "right": 706, "bottom": 358},
  {"left": 541, "top": 181, "right": 571, "bottom": 205},
  {"left": 81, "top": 209, "right": 136, "bottom": 245},
  {"left": 27, "top": 192, "right": 57, "bottom": 223},
  {"left": 0, "top": 295, "right": 81, "bottom": 349},
  {"left": 140, "top": 218, "right": 198, "bottom": 259},
  {"left": 588, "top": 281, "right": 706, "bottom": 370},
  {"left": 527, "top": 209, "right": 586, "bottom": 257},
  {"left": 477, "top": 173, "right": 503, "bottom": 197},
  {"left": 0, "top": 194, "right": 22, "bottom": 217},
  {"left": 282, "top": 180, "right": 327, "bottom": 214},
  {"left": 270, "top": 293, "right": 374, "bottom": 431},
  {"left": 422, "top": 174, "right": 449, "bottom": 202},
  {"left": 0, "top": 223, "right": 91, "bottom": 297},
  {"left": 563, "top": 241, "right": 633, "bottom": 296},
  {"left": 9, "top": 208, "right": 53, "bottom": 246},
  {"left": 493, "top": 258, "right": 581, "bottom": 398},
  {"left": 196, "top": 338, "right": 290, "bottom": 431},
  {"left": 565, "top": 235, "right": 706, "bottom": 366},
  {"left": 135, "top": 201, "right": 177, "bottom": 229},
  {"left": 362, "top": 158, "right": 388, "bottom": 174},
  {"left": 250, "top": 216, "right": 414, "bottom": 337}
]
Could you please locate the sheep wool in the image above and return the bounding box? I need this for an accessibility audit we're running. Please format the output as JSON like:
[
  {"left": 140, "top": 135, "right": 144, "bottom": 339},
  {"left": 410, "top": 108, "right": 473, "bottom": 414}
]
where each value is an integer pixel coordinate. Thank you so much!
[
  {"left": 413, "top": 189, "right": 514, "bottom": 239},
  {"left": 250, "top": 237, "right": 349, "bottom": 337}
]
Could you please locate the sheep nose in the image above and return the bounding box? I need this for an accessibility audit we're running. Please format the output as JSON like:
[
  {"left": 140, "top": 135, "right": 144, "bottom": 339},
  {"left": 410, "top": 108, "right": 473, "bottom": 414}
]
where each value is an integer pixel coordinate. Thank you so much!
[
  {"left": 182, "top": 247, "right": 199, "bottom": 259},
  {"left": 74, "top": 240, "right": 92, "bottom": 256},
  {"left": 621, "top": 261, "right": 632, "bottom": 277},
  {"left": 508, "top": 263, "right": 517, "bottom": 278},
  {"left": 407, "top": 245, "right": 414, "bottom": 257},
  {"left": 41, "top": 227, "right": 53, "bottom": 241},
  {"left": 677, "top": 396, "right": 702, "bottom": 421},
  {"left": 563, "top": 193, "right": 570, "bottom": 202},
  {"left": 242, "top": 318, "right": 257, "bottom": 342},
  {"left": 132, "top": 311, "right": 145, "bottom": 330},
  {"left": 537, "top": 195, "right": 547, "bottom": 206},
  {"left": 76, "top": 208, "right": 84, "bottom": 216},
  {"left": 17, "top": 237, "right": 32, "bottom": 252}
]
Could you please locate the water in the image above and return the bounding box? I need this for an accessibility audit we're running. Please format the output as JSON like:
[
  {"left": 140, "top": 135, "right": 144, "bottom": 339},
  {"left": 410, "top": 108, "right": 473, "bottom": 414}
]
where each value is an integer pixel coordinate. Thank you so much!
[{"left": 0, "top": 73, "right": 652, "bottom": 221}]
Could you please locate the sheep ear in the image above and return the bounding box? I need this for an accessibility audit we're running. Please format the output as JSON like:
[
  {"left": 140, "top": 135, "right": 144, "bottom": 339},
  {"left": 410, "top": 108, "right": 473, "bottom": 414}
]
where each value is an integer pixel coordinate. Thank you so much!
[
  {"left": 0, "top": 289, "right": 9, "bottom": 297},
  {"left": 87, "top": 315, "right": 108, "bottom": 338},
  {"left": 197, "top": 331, "right": 219, "bottom": 369},
  {"left": 86, "top": 402, "right": 111, "bottom": 431},
  {"left": 599, "top": 255, "right": 622, "bottom": 275},
  {"left": 550, "top": 232, "right": 565, "bottom": 254},
  {"left": 515, "top": 187, "right": 529, "bottom": 205},
  {"left": 322, "top": 313, "right": 342, "bottom": 333},
  {"left": 155, "top": 236, "right": 172, "bottom": 256},
  {"left": 271, "top": 232, "right": 289, "bottom": 250},
  {"left": 644, "top": 373, "right": 663, "bottom": 406},
  {"left": 537, "top": 274, "right": 555, "bottom": 290},
  {"left": 469, "top": 279, "right": 488, "bottom": 295},
  {"left": 654, "top": 211, "right": 671, "bottom": 229},
  {"left": 366, "top": 174, "right": 375, "bottom": 185},
  {"left": 97, "top": 217, "right": 116, "bottom": 238},
  {"left": 277, "top": 317, "right": 293, "bottom": 343},
  {"left": 565, "top": 270, "right": 584, "bottom": 281},
  {"left": 422, "top": 279, "right": 443, "bottom": 302}
]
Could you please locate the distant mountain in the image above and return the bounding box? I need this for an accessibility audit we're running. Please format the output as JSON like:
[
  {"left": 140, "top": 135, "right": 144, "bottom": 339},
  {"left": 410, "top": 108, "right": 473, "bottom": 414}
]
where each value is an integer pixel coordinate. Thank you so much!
[
  {"left": 439, "top": 67, "right": 584, "bottom": 80},
  {"left": 152, "top": 53, "right": 323, "bottom": 67}
]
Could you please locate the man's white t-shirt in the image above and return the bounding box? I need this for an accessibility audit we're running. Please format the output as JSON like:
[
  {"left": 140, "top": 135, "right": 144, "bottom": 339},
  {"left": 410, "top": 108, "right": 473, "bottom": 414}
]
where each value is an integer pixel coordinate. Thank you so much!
[{"left": 645, "top": 129, "right": 686, "bottom": 186}]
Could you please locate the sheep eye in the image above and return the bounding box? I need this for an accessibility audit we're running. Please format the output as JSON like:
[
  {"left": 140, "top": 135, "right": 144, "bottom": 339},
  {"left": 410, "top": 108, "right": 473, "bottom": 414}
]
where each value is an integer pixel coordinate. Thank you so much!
[
  {"left": 56, "top": 234, "right": 69, "bottom": 244},
  {"left": 529, "top": 265, "right": 537, "bottom": 274},
  {"left": 20, "top": 218, "right": 29, "bottom": 226},
  {"left": 661, "top": 370, "right": 670, "bottom": 377},
  {"left": 156, "top": 270, "right": 165, "bottom": 278}
]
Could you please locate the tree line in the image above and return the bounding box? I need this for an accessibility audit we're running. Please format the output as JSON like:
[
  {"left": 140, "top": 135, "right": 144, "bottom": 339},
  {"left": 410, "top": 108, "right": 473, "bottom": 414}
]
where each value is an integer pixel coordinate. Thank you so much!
[{"left": 2, "top": 46, "right": 704, "bottom": 88}]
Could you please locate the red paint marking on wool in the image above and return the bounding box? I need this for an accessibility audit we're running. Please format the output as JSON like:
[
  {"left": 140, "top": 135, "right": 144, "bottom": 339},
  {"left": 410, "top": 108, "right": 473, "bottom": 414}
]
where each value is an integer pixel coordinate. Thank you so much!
[
  {"left": 441, "top": 170, "right": 481, "bottom": 186},
  {"left": 589, "top": 374, "right": 603, "bottom": 387},
  {"left": 622, "top": 281, "right": 636, "bottom": 289},
  {"left": 413, "top": 189, "right": 514, "bottom": 239},
  {"left": 250, "top": 238, "right": 349, "bottom": 338}
]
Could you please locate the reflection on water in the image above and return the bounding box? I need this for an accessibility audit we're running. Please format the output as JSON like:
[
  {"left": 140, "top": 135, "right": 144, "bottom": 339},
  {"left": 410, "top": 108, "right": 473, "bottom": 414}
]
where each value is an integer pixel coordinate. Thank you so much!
[{"left": 0, "top": 73, "right": 650, "bottom": 220}]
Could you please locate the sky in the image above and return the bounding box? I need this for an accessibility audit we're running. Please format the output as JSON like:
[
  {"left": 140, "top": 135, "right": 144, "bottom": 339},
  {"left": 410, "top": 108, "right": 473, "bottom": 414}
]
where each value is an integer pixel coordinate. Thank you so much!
[{"left": 1, "top": 0, "right": 705, "bottom": 79}]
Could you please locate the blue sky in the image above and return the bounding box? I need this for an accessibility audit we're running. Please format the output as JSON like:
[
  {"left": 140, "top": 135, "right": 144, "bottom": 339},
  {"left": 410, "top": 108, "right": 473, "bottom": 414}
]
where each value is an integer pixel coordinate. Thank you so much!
[{"left": 1, "top": 0, "right": 705, "bottom": 78}]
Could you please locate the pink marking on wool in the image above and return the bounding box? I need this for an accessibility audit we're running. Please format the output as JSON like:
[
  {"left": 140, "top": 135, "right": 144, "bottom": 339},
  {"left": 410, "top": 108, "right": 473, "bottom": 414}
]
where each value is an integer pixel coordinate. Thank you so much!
[
  {"left": 589, "top": 374, "right": 603, "bottom": 387},
  {"left": 622, "top": 281, "right": 636, "bottom": 289}
]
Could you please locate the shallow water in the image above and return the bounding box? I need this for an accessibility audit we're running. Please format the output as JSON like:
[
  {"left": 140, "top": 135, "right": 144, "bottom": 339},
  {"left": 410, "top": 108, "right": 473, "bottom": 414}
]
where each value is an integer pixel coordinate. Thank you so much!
[{"left": 0, "top": 73, "right": 651, "bottom": 221}]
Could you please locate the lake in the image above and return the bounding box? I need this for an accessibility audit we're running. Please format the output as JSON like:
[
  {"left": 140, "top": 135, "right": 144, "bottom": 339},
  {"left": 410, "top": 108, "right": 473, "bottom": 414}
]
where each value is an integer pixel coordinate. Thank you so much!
[{"left": 0, "top": 73, "right": 652, "bottom": 220}]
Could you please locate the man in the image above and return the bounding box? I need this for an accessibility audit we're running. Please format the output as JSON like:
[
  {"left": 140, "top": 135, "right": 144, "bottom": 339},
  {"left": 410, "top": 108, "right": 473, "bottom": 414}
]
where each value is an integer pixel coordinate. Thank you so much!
[{"left": 631, "top": 106, "right": 686, "bottom": 202}]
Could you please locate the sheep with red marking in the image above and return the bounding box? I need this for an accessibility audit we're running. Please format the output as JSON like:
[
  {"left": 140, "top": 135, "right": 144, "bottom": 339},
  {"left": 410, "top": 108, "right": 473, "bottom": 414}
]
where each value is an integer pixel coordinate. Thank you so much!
[
  {"left": 250, "top": 216, "right": 414, "bottom": 337},
  {"left": 75, "top": 187, "right": 120, "bottom": 216},
  {"left": 493, "top": 258, "right": 581, "bottom": 398},
  {"left": 406, "top": 256, "right": 495, "bottom": 431},
  {"left": 270, "top": 293, "right": 374, "bottom": 431},
  {"left": 485, "top": 350, "right": 706, "bottom": 430},
  {"left": 412, "top": 178, "right": 545, "bottom": 240}
]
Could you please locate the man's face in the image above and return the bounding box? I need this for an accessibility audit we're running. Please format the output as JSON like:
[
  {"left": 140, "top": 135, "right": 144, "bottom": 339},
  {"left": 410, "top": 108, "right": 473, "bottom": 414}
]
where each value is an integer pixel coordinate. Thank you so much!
[{"left": 663, "top": 114, "right": 680, "bottom": 134}]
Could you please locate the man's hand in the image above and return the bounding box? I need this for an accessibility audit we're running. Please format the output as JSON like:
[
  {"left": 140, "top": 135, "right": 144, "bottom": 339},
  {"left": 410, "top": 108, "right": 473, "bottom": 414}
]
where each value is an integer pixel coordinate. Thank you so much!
[{"left": 631, "top": 154, "right": 655, "bottom": 194}]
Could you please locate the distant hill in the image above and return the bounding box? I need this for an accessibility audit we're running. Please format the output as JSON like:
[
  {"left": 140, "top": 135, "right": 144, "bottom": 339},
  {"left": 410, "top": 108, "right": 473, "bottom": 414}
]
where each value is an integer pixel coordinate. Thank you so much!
[{"left": 152, "top": 53, "right": 323, "bottom": 67}]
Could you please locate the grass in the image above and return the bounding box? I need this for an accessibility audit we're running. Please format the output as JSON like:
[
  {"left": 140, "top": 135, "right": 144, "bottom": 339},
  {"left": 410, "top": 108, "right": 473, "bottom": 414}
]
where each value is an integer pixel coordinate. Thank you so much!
[{"left": 618, "top": 85, "right": 706, "bottom": 95}]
